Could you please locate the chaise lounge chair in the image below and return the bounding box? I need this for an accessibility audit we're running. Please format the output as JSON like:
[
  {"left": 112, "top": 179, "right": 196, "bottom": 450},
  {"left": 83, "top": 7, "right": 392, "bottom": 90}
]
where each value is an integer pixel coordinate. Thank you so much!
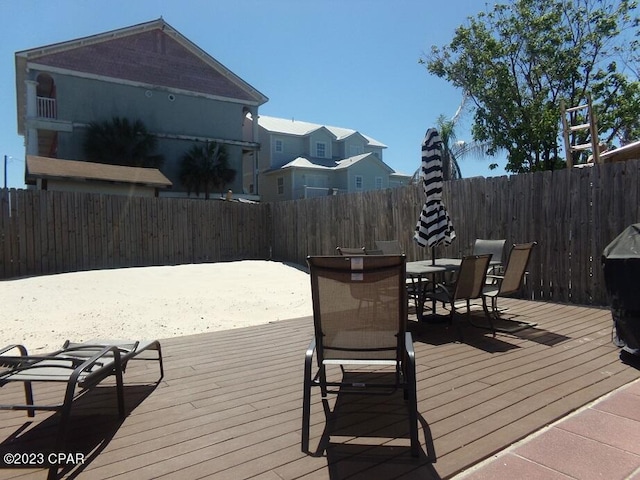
[{"left": 0, "top": 339, "right": 163, "bottom": 448}]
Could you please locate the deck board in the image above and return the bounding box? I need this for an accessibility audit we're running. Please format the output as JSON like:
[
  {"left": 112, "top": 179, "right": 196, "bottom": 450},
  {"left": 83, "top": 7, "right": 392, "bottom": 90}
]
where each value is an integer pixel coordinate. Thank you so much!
[{"left": 1, "top": 299, "right": 639, "bottom": 479}]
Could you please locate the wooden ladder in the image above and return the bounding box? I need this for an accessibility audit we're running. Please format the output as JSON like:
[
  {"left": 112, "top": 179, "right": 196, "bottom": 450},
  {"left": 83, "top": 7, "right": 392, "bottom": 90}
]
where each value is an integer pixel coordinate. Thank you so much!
[{"left": 561, "top": 94, "right": 600, "bottom": 167}]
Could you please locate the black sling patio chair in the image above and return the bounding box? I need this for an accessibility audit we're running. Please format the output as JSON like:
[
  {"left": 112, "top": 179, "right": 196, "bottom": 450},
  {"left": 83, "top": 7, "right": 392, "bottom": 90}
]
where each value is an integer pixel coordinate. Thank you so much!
[
  {"left": 424, "top": 254, "right": 493, "bottom": 337},
  {"left": 301, "top": 254, "right": 419, "bottom": 457},
  {"left": 480, "top": 242, "right": 538, "bottom": 333},
  {"left": 472, "top": 238, "right": 507, "bottom": 282},
  {"left": 0, "top": 339, "right": 163, "bottom": 449},
  {"left": 374, "top": 240, "right": 405, "bottom": 255}
]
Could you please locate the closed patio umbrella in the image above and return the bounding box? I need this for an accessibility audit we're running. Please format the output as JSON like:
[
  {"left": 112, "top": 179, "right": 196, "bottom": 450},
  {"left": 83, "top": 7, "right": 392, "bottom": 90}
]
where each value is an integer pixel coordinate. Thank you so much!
[{"left": 414, "top": 128, "right": 456, "bottom": 262}]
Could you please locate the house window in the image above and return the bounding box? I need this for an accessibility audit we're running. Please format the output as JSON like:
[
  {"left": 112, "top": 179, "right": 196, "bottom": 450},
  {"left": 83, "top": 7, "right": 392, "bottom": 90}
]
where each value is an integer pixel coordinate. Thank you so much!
[
  {"left": 315, "top": 142, "right": 326, "bottom": 158},
  {"left": 350, "top": 145, "right": 364, "bottom": 156},
  {"left": 355, "top": 175, "right": 363, "bottom": 191},
  {"left": 277, "top": 177, "right": 284, "bottom": 195},
  {"left": 274, "top": 139, "right": 283, "bottom": 153},
  {"left": 375, "top": 177, "right": 383, "bottom": 189}
]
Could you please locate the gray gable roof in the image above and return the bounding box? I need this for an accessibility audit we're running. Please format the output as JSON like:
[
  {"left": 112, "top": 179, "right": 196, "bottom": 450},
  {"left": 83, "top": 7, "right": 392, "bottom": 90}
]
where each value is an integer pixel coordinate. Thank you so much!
[
  {"left": 267, "top": 152, "right": 392, "bottom": 173},
  {"left": 258, "top": 115, "right": 386, "bottom": 148}
]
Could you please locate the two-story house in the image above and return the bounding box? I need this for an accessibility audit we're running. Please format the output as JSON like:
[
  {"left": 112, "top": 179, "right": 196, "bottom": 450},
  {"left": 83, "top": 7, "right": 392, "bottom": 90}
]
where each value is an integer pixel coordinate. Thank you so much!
[
  {"left": 15, "top": 18, "right": 268, "bottom": 197},
  {"left": 243, "top": 115, "right": 411, "bottom": 202}
]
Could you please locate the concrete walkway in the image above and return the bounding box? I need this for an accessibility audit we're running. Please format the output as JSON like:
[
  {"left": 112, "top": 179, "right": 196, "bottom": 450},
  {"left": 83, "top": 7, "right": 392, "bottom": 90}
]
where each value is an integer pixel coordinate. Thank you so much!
[{"left": 453, "top": 372, "right": 640, "bottom": 480}]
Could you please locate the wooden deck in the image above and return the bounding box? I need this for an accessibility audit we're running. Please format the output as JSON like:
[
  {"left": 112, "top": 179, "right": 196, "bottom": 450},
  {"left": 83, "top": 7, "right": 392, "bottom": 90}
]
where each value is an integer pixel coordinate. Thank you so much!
[{"left": 1, "top": 299, "right": 639, "bottom": 479}]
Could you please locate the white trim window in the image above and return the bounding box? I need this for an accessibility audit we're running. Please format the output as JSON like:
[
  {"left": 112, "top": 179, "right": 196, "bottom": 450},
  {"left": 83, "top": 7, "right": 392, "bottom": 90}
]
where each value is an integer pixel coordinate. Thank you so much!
[
  {"left": 375, "top": 176, "right": 383, "bottom": 189},
  {"left": 355, "top": 175, "right": 363, "bottom": 191},
  {"left": 277, "top": 177, "right": 284, "bottom": 195},
  {"left": 315, "top": 141, "right": 327, "bottom": 158},
  {"left": 350, "top": 144, "right": 364, "bottom": 156},
  {"left": 274, "top": 139, "right": 284, "bottom": 153}
]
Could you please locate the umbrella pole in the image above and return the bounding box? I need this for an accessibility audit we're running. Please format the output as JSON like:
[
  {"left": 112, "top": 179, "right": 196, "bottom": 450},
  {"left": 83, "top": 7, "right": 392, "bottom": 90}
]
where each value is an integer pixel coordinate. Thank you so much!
[{"left": 431, "top": 246, "right": 435, "bottom": 265}]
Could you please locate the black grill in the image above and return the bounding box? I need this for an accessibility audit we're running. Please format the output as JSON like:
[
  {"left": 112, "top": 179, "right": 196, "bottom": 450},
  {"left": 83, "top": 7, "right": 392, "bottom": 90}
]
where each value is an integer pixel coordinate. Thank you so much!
[{"left": 603, "top": 224, "right": 640, "bottom": 356}]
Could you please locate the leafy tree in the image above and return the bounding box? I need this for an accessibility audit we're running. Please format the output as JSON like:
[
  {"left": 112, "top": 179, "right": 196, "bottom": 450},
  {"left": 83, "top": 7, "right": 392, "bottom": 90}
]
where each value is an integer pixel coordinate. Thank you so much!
[
  {"left": 424, "top": 0, "right": 640, "bottom": 173},
  {"left": 179, "top": 142, "right": 236, "bottom": 200},
  {"left": 83, "top": 117, "right": 164, "bottom": 168}
]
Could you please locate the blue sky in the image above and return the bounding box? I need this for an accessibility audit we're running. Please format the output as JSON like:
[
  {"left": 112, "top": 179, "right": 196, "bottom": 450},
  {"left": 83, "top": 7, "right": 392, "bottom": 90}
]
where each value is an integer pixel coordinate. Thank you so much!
[{"left": 0, "top": 0, "right": 508, "bottom": 189}]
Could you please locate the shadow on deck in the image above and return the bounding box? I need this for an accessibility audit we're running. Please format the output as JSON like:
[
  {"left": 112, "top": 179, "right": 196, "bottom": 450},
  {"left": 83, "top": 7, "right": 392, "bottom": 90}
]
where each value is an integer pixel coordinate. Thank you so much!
[{"left": 0, "top": 299, "right": 638, "bottom": 479}]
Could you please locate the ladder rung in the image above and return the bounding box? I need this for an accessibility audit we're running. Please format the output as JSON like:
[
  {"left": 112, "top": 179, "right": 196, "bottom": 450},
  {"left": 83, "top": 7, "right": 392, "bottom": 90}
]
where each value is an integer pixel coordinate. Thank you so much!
[
  {"left": 566, "top": 103, "right": 589, "bottom": 113},
  {"left": 571, "top": 143, "right": 594, "bottom": 151},
  {"left": 570, "top": 123, "right": 591, "bottom": 132}
]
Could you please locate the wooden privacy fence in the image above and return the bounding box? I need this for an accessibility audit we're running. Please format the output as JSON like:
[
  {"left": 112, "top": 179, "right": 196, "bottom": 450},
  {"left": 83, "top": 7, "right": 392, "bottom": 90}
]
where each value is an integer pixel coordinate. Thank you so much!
[
  {"left": 0, "top": 190, "right": 271, "bottom": 279},
  {"left": 1, "top": 159, "right": 639, "bottom": 305},
  {"left": 271, "top": 159, "right": 640, "bottom": 306}
]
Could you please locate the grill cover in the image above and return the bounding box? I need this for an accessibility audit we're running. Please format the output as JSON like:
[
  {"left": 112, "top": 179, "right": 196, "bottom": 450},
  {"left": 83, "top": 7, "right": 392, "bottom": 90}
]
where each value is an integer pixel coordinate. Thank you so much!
[{"left": 602, "top": 224, "right": 640, "bottom": 354}]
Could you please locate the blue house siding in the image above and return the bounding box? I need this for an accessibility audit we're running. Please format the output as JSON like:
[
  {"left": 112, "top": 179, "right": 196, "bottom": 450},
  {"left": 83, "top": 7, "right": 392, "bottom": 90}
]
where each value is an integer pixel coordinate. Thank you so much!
[
  {"left": 46, "top": 74, "right": 247, "bottom": 192},
  {"left": 252, "top": 115, "right": 410, "bottom": 201}
]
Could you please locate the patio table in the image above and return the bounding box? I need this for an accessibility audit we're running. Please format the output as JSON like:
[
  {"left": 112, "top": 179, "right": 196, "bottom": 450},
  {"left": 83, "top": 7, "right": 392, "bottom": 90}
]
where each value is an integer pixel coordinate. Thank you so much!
[{"left": 407, "top": 258, "right": 501, "bottom": 322}]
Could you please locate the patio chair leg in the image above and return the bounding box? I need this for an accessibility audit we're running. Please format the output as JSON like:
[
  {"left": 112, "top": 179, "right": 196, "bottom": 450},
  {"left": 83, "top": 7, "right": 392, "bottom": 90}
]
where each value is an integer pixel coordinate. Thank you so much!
[
  {"left": 23, "top": 381, "right": 35, "bottom": 417},
  {"left": 150, "top": 340, "right": 165, "bottom": 379},
  {"left": 404, "top": 335, "right": 420, "bottom": 457},
  {"left": 115, "top": 363, "right": 125, "bottom": 418},
  {"left": 46, "top": 465, "right": 59, "bottom": 480},
  {"left": 55, "top": 383, "right": 77, "bottom": 451},
  {"left": 301, "top": 340, "right": 315, "bottom": 453},
  {"left": 480, "top": 297, "right": 497, "bottom": 337},
  {"left": 302, "top": 376, "right": 311, "bottom": 453}
]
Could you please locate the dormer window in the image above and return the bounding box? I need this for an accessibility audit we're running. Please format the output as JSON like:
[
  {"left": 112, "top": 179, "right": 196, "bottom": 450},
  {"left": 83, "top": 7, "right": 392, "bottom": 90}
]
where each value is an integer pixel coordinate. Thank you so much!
[
  {"left": 350, "top": 144, "right": 364, "bottom": 156},
  {"left": 315, "top": 141, "right": 327, "bottom": 158}
]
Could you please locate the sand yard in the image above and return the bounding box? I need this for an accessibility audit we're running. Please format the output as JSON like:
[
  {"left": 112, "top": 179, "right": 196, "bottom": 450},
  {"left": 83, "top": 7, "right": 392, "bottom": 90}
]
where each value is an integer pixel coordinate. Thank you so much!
[{"left": 1, "top": 260, "right": 313, "bottom": 352}]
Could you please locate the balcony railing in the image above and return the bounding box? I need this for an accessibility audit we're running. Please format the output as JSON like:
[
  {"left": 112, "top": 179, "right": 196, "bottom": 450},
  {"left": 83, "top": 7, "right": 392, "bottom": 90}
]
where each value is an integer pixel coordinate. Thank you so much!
[{"left": 37, "top": 96, "right": 57, "bottom": 119}]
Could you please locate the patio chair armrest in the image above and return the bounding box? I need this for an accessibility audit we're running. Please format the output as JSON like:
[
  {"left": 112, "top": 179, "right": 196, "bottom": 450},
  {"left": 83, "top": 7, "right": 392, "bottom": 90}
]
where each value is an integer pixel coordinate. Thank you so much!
[
  {"left": 62, "top": 341, "right": 140, "bottom": 358},
  {"left": 71, "top": 346, "right": 126, "bottom": 388},
  {"left": 0, "top": 353, "right": 86, "bottom": 371},
  {"left": 305, "top": 337, "right": 317, "bottom": 362},
  {"left": 0, "top": 344, "right": 29, "bottom": 357},
  {"left": 303, "top": 337, "right": 317, "bottom": 392},
  {"left": 404, "top": 332, "right": 415, "bottom": 364}
]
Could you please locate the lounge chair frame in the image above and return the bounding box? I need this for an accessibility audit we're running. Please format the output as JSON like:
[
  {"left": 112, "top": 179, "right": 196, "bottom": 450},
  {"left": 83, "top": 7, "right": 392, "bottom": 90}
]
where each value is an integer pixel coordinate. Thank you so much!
[
  {"left": 0, "top": 339, "right": 163, "bottom": 447},
  {"left": 302, "top": 255, "right": 419, "bottom": 457}
]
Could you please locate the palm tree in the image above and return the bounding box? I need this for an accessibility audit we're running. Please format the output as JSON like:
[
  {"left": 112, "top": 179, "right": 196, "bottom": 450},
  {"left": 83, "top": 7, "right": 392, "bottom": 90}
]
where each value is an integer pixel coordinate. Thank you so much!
[
  {"left": 413, "top": 95, "right": 493, "bottom": 183},
  {"left": 83, "top": 117, "right": 163, "bottom": 168},
  {"left": 179, "top": 142, "right": 236, "bottom": 200},
  {"left": 436, "top": 114, "right": 463, "bottom": 181}
]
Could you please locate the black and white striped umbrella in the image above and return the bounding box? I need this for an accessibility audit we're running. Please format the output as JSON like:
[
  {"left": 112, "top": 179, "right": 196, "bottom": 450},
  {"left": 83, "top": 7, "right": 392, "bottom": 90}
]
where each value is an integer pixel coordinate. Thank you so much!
[{"left": 413, "top": 128, "right": 456, "bottom": 249}]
